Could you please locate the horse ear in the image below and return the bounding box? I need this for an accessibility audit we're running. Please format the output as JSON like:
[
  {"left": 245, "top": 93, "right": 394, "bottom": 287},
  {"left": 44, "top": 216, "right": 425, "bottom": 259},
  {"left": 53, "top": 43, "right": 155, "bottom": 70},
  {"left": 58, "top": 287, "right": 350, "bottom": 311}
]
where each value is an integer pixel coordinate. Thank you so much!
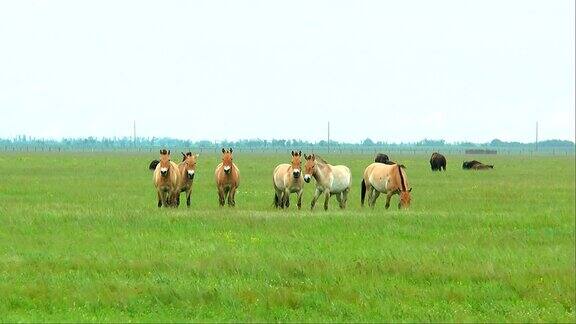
[
  {"left": 195, "top": 153, "right": 199, "bottom": 158},
  {"left": 222, "top": 148, "right": 226, "bottom": 154},
  {"left": 167, "top": 150, "right": 170, "bottom": 155},
  {"left": 299, "top": 150, "right": 302, "bottom": 156},
  {"left": 409, "top": 188, "right": 412, "bottom": 192},
  {"left": 312, "top": 154, "right": 315, "bottom": 160},
  {"left": 181, "top": 152, "right": 186, "bottom": 157},
  {"left": 303, "top": 154, "right": 308, "bottom": 160},
  {"left": 291, "top": 150, "right": 294, "bottom": 156},
  {"left": 229, "top": 148, "right": 233, "bottom": 153}
]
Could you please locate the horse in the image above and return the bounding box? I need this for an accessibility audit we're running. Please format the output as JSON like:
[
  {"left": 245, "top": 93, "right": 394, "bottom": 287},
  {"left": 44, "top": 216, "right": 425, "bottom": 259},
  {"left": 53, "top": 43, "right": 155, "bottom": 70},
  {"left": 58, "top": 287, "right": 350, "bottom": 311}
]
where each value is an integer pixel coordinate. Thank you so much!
[
  {"left": 176, "top": 152, "right": 198, "bottom": 207},
  {"left": 430, "top": 152, "right": 447, "bottom": 171},
  {"left": 375, "top": 153, "right": 396, "bottom": 165},
  {"left": 303, "top": 154, "right": 352, "bottom": 210},
  {"left": 214, "top": 148, "right": 240, "bottom": 207},
  {"left": 463, "top": 160, "right": 493, "bottom": 170},
  {"left": 149, "top": 149, "right": 181, "bottom": 208},
  {"left": 273, "top": 150, "right": 304, "bottom": 209},
  {"left": 361, "top": 163, "right": 412, "bottom": 209}
]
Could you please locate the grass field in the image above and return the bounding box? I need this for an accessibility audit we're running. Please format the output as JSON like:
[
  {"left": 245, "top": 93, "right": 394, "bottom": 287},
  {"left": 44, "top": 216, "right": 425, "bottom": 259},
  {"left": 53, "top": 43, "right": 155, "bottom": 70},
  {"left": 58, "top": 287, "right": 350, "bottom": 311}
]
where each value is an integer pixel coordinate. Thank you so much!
[{"left": 0, "top": 152, "right": 574, "bottom": 322}]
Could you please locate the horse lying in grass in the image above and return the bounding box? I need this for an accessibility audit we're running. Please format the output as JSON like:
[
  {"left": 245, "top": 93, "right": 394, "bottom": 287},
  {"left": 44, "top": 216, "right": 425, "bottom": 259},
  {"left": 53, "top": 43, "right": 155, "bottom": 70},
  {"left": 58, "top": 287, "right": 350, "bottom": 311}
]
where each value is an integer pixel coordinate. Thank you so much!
[
  {"left": 361, "top": 162, "right": 412, "bottom": 209},
  {"left": 214, "top": 148, "right": 240, "bottom": 207},
  {"left": 149, "top": 149, "right": 181, "bottom": 208},
  {"left": 303, "top": 154, "right": 351, "bottom": 210},
  {"left": 462, "top": 160, "right": 494, "bottom": 170},
  {"left": 273, "top": 150, "right": 304, "bottom": 209}
]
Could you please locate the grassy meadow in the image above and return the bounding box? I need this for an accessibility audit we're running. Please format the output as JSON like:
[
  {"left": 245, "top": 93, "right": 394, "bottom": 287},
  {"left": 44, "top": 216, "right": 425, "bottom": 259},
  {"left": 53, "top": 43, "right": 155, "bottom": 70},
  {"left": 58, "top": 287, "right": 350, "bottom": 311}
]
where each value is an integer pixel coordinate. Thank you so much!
[{"left": 0, "top": 152, "right": 574, "bottom": 322}]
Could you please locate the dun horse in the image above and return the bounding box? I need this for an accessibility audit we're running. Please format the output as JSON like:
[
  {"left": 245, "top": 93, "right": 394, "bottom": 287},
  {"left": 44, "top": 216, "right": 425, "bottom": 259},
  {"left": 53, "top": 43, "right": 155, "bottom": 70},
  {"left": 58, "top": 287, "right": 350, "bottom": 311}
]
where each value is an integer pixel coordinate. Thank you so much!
[
  {"left": 214, "top": 148, "right": 240, "bottom": 207},
  {"left": 176, "top": 152, "right": 198, "bottom": 207},
  {"left": 149, "top": 149, "right": 181, "bottom": 208},
  {"left": 303, "top": 154, "right": 352, "bottom": 210},
  {"left": 361, "top": 163, "right": 412, "bottom": 209},
  {"left": 273, "top": 151, "right": 304, "bottom": 209}
]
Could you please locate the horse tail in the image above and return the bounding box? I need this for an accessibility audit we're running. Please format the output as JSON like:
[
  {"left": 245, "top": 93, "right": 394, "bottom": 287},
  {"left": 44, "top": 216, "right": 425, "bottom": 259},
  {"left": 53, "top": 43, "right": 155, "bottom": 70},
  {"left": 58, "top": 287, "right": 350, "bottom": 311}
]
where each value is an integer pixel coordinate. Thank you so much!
[
  {"left": 361, "top": 179, "right": 367, "bottom": 206},
  {"left": 149, "top": 159, "right": 160, "bottom": 171}
]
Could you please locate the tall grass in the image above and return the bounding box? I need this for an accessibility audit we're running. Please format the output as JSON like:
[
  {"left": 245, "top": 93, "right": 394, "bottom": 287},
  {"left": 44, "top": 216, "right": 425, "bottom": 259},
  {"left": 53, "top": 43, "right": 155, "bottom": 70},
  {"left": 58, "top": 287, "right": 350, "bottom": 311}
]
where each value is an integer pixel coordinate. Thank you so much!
[{"left": 0, "top": 153, "right": 574, "bottom": 322}]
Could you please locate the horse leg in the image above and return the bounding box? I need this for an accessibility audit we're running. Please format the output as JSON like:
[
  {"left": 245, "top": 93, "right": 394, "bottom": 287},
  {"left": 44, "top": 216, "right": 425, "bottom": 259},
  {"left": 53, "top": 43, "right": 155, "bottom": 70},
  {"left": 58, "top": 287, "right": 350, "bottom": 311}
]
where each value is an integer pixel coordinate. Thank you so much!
[
  {"left": 335, "top": 193, "right": 343, "bottom": 209},
  {"left": 342, "top": 188, "right": 350, "bottom": 209},
  {"left": 370, "top": 191, "right": 380, "bottom": 208},
  {"left": 284, "top": 189, "right": 290, "bottom": 208},
  {"left": 157, "top": 191, "right": 162, "bottom": 208},
  {"left": 385, "top": 192, "right": 394, "bottom": 209},
  {"left": 323, "top": 191, "right": 331, "bottom": 211},
  {"left": 186, "top": 189, "right": 191, "bottom": 207},
  {"left": 297, "top": 189, "right": 303, "bottom": 210},
  {"left": 310, "top": 188, "right": 321, "bottom": 210},
  {"left": 218, "top": 187, "right": 225, "bottom": 206},
  {"left": 274, "top": 189, "right": 282, "bottom": 208},
  {"left": 228, "top": 187, "right": 236, "bottom": 207}
]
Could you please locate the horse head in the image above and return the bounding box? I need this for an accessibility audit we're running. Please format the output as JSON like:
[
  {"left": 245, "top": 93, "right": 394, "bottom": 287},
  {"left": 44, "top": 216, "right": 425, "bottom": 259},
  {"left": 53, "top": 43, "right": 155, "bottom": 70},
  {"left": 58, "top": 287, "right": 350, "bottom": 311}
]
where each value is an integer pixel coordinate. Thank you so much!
[
  {"left": 303, "top": 153, "right": 316, "bottom": 183},
  {"left": 221, "top": 148, "right": 234, "bottom": 174},
  {"left": 182, "top": 152, "right": 198, "bottom": 180},
  {"left": 290, "top": 150, "right": 302, "bottom": 178},
  {"left": 159, "top": 149, "right": 171, "bottom": 177}
]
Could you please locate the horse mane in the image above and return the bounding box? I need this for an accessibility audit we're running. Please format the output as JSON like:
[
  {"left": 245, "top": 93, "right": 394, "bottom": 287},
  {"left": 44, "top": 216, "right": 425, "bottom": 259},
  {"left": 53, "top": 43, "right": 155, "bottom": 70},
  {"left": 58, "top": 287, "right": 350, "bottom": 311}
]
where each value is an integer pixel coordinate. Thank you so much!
[
  {"left": 397, "top": 164, "right": 407, "bottom": 191},
  {"left": 314, "top": 155, "right": 329, "bottom": 165}
]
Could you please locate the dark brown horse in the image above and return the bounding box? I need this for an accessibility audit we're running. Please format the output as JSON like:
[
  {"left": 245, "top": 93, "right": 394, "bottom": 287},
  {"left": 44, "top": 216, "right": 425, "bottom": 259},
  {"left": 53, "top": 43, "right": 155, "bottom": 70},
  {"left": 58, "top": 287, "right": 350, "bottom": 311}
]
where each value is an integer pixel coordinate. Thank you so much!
[
  {"left": 463, "top": 160, "right": 493, "bottom": 170},
  {"left": 430, "top": 152, "right": 447, "bottom": 171},
  {"left": 375, "top": 153, "right": 396, "bottom": 165}
]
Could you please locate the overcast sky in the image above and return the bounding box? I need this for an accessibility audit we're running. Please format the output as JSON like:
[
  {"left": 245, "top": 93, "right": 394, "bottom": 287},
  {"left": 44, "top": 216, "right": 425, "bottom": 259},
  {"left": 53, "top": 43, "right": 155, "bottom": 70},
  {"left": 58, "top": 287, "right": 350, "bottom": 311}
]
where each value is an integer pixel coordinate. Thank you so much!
[{"left": 0, "top": 1, "right": 574, "bottom": 143}]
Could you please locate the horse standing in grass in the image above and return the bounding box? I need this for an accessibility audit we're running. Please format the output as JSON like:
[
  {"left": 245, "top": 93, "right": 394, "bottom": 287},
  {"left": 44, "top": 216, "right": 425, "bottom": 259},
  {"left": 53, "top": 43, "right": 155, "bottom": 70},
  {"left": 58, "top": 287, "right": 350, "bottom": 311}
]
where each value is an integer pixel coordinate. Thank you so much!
[
  {"left": 273, "top": 151, "right": 304, "bottom": 209},
  {"left": 149, "top": 149, "right": 181, "bottom": 208},
  {"left": 430, "top": 152, "right": 447, "bottom": 171},
  {"left": 303, "top": 154, "right": 351, "bottom": 210},
  {"left": 361, "top": 163, "right": 412, "bottom": 209},
  {"left": 214, "top": 148, "right": 240, "bottom": 207},
  {"left": 177, "top": 152, "right": 198, "bottom": 207}
]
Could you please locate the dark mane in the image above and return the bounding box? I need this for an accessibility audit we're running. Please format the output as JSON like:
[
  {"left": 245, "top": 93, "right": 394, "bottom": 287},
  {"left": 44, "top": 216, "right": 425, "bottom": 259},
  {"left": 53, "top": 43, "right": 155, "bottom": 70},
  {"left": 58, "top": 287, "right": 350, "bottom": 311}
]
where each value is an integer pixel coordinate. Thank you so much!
[
  {"left": 397, "top": 164, "right": 407, "bottom": 191},
  {"left": 314, "top": 155, "right": 329, "bottom": 165}
]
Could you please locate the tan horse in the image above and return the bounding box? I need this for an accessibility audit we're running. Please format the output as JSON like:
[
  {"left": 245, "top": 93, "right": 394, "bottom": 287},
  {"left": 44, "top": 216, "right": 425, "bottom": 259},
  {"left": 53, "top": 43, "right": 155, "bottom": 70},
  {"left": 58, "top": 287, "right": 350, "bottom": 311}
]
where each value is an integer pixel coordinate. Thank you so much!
[
  {"left": 273, "top": 150, "right": 304, "bottom": 209},
  {"left": 214, "top": 148, "right": 240, "bottom": 207},
  {"left": 303, "top": 154, "right": 352, "bottom": 210},
  {"left": 176, "top": 152, "right": 198, "bottom": 207},
  {"left": 361, "top": 163, "right": 412, "bottom": 209},
  {"left": 150, "top": 149, "right": 181, "bottom": 208}
]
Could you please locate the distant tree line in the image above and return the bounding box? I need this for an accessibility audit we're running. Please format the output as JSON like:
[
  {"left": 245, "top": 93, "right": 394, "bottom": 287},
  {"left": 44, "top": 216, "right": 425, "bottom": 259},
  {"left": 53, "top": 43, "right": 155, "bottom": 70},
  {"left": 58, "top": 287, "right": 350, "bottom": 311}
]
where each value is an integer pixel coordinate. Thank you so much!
[{"left": 0, "top": 135, "right": 573, "bottom": 151}]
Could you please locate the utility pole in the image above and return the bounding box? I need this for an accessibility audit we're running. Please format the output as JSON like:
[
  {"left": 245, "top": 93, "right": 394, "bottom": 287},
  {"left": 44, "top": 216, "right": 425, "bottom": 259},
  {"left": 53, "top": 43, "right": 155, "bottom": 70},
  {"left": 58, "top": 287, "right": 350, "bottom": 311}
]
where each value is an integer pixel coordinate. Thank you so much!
[
  {"left": 327, "top": 121, "right": 330, "bottom": 153},
  {"left": 535, "top": 121, "right": 538, "bottom": 152}
]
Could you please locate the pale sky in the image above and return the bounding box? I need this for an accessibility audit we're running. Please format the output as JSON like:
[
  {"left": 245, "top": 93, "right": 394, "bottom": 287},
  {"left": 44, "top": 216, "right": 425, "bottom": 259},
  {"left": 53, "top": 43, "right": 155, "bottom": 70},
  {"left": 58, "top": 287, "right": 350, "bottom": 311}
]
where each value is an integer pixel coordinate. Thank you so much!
[{"left": 0, "top": 1, "right": 574, "bottom": 143}]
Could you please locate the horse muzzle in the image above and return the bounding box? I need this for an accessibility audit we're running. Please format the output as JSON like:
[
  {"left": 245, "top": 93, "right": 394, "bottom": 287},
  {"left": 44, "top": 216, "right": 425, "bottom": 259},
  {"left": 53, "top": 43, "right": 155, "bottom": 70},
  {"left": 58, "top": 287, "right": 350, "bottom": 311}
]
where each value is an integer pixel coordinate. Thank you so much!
[
  {"left": 187, "top": 170, "right": 195, "bottom": 180},
  {"left": 303, "top": 174, "right": 311, "bottom": 183},
  {"left": 293, "top": 169, "right": 301, "bottom": 178},
  {"left": 223, "top": 166, "right": 231, "bottom": 174},
  {"left": 160, "top": 168, "right": 168, "bottom": 177}
]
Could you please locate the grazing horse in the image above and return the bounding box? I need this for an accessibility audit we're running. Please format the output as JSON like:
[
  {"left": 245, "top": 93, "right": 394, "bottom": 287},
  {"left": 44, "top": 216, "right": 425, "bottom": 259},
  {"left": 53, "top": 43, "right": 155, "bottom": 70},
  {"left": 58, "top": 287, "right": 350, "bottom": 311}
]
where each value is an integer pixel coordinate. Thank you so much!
[
  {"left": 361, "top": 163, "right": 412, "bottom": 209},
  {"left": 375, "top": 153, "right": 396, "bottom": 165},
  {"left": 177, "top": 152, "right": 198, "bottom": 207},
  {"left": 214, "top": 148, "right": 240, "bottom": 207},
  {"left": 303, "top": 154, "right": 352, "bottom": 210},
  {"left": 150, "top": 149, "right": 181, "bottom": 208},
  {"left": 273, "top": 150, "right": 304, "bottom": 209},
  {"left": 430, "top": 152, "right": 447, "bottom": 171},
  {"left": 462, "top": 160, "right": 493, "bottom": 170}
]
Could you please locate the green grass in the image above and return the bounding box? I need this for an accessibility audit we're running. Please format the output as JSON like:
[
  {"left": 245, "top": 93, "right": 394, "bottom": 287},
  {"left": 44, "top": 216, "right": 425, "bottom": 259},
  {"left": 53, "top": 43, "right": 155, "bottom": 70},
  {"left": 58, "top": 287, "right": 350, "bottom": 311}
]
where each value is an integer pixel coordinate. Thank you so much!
[{"left": 0, "top": 152, "right": 574, "bottom": 322}]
